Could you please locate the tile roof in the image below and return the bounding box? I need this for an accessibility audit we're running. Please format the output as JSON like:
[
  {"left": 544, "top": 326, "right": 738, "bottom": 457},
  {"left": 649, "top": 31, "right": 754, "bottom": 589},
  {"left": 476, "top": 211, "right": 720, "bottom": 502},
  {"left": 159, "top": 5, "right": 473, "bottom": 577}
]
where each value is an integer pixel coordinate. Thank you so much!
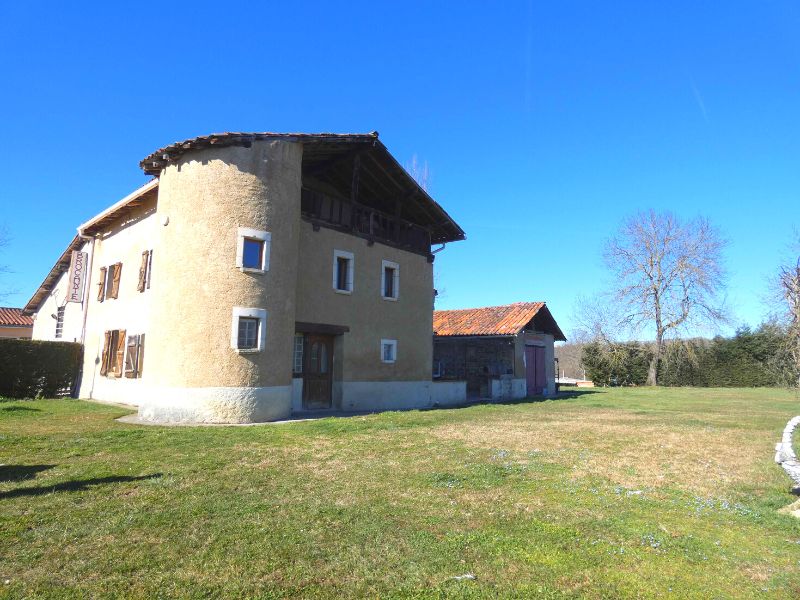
[
  {"left": 433, "top": 302, "right": 566, "bottom": 341},
  {"left": 0, "top": 307, "right": 33, "bottom": 327}
]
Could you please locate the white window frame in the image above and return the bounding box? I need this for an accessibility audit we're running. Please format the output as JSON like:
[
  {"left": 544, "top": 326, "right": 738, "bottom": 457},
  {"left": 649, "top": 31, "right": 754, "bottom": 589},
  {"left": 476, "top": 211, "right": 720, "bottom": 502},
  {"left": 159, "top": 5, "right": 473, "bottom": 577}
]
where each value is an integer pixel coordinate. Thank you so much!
[
  {"left": 230, "top": 307, "right": 267, "bottom": 353},
  {"left": 381, "top": 260, "right": 400, "bottom": 301},
  {"left": 332, "top": 249, "right": 354, "bottom": 294},
  {"left": 236, "top": 227, "right": 271, "bottom": 273},
  {"left": 381, "top": 338, "right": 398, "bottom": 364}
]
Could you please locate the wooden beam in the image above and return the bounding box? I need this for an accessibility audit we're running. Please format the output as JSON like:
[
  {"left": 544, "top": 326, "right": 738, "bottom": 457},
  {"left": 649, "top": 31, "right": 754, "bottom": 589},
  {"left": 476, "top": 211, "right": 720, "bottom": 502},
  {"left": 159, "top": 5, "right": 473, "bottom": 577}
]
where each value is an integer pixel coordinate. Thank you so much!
[{"left": 295, "top": 321, "right": 350, "bottom": 335}]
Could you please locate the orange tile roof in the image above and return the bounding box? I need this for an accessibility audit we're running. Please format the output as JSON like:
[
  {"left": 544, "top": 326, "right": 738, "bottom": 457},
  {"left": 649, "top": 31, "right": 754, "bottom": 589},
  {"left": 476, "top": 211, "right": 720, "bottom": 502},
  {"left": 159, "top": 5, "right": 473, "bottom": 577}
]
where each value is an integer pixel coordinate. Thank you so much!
[
  {"left": 433, "top": 302, "right": 549, "bottom": 337},
  {"left": 0, "top": 307, "right": 33, "bottom": 327}
]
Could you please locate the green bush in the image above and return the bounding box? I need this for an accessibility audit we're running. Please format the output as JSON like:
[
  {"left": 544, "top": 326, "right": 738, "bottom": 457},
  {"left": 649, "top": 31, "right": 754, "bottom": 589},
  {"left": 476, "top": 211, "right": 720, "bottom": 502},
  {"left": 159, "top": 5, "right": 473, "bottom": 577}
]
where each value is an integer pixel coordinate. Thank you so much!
[{"left": 0, "top": 339, "right": 83, "bottom": 399}]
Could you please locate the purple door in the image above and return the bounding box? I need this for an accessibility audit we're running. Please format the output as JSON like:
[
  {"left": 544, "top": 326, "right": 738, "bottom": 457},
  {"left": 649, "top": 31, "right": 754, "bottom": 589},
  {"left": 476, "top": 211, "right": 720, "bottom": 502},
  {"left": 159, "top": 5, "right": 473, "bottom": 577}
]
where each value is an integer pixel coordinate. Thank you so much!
[{"left": 525, "top": 345, "right": 547, "bottom": 396}]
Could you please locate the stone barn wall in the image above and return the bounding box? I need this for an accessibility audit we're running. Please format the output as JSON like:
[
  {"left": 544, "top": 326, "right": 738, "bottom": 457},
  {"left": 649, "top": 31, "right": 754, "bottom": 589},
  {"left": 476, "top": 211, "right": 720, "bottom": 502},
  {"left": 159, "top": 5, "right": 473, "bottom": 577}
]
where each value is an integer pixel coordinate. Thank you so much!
[{"left": 433, "top": 337, "right": 515, "bottom": 397}]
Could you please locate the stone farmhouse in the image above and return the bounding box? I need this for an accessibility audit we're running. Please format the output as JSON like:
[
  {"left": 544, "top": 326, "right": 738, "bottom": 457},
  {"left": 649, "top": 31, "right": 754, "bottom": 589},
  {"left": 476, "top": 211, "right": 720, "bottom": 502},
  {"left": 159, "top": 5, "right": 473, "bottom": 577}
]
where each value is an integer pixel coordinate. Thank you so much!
[{"left": 24, "top": 132, "right": 468, "bottom": 423}]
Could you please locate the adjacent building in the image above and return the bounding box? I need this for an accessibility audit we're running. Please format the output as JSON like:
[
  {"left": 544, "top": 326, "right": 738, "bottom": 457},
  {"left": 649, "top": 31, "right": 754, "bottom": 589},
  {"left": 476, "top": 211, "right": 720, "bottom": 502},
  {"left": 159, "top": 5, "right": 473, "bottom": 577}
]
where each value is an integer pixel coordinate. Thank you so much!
[
  {"left": 24, "top": 131, "right": 466, "bottom": 423},
  {"left": 0, "top": 308, "right": 33, "bottom": 339},
  {"left": 433, "top": 302, "right": 566, "bottom": 400}
]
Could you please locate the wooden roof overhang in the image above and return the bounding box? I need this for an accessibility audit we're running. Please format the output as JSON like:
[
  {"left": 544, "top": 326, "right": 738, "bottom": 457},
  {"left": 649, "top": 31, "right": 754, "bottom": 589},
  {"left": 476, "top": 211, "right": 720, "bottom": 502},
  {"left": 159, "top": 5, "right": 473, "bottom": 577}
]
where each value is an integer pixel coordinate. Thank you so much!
[
  {"left": 23, "top": 235, "right": 83, "bottom": 315},
  {"left": 79, "top": 179, "right": 159, "bottom": 236},
  {"left": 139, "top": 131, "right": 465, "bottom": 245}
]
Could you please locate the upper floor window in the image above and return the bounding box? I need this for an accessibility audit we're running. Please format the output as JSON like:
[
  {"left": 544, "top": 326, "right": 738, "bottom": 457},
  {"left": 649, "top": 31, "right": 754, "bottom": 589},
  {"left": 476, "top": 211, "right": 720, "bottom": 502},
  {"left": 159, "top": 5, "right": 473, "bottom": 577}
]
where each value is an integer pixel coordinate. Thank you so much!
[
  {"left": 230, "top": 307, "right": 267, "bottom": 353},
  {"left": 381, "top": 260, "right": 399, "bottom": 300},
  {"left": 137, "top": 250, "right": 153, "bottom": 292},
  {"left": 333, "top": 250, "right": 354, "bottom": 294},
  {"left": 236, "top": 227, "right": 271, "bottom": 272},
  {"left": 97, "top": 263, "right": 122, "bottom": 302},
  {"left": 55, "top": 306, "right": 65, "bottom": 338}
]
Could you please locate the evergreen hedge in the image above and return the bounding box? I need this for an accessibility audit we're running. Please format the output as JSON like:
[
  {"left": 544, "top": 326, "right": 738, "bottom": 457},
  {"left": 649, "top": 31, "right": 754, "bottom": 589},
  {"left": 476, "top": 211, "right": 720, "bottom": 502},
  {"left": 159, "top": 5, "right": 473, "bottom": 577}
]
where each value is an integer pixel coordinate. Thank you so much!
[
  {"left": 580, "top": 323, "right": 799, "bottom": 387},
  {"left": 0, "top": 339, "right": 83, "bottom": 399}
]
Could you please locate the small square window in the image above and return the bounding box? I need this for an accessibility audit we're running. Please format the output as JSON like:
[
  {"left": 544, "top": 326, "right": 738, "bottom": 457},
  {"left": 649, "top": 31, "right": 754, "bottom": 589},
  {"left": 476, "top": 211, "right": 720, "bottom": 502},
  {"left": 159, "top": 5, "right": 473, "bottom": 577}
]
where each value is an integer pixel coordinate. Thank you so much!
[
  {"left": 237, "top": 317, "right": 259, "bottom": 350},
  {"left": 242, "top": 238, "right": 265, "bottom": 270},
  {"left": 381, "top": 339, "right": 397, "bottom": 364},
  {"left": 236, "top": 227, "right": 271, "bottom": 272},
  {"left": 230, "top": 308, "right": 267, "bottom": 352}
]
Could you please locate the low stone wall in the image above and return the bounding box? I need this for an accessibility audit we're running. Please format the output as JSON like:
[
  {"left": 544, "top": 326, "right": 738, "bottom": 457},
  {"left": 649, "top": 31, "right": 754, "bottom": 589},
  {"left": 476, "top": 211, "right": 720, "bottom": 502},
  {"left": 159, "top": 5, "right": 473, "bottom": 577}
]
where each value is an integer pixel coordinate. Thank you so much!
[{"left": 775, "top": 416, "right": 800, "bottom": 491}]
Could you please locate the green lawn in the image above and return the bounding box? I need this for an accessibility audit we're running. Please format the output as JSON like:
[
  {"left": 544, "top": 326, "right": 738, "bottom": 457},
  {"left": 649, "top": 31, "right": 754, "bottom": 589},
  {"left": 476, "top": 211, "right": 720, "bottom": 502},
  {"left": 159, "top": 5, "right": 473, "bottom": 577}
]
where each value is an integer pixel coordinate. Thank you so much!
[{"left": 2, "top": 388, "right": 800, "bottom": 598}]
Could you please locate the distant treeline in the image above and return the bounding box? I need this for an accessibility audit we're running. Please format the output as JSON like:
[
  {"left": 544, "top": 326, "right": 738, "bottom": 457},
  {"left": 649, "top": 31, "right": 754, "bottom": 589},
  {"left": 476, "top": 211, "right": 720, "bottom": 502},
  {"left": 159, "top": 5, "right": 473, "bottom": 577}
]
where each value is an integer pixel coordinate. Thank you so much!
[{"left": 578, "top": 323, "right": 798, "bottom": 387}]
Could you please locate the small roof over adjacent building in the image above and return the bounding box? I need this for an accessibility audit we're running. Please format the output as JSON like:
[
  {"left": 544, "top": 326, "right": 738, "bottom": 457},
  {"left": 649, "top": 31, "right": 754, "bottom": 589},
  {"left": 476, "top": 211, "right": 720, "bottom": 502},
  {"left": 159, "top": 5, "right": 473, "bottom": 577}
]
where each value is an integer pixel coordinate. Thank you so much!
[
  {"left": 0, "top": 307, "right": 33, "bottom": 327},
  {"left": 433, "top": 302, "right": 566, "bottom": 341}
]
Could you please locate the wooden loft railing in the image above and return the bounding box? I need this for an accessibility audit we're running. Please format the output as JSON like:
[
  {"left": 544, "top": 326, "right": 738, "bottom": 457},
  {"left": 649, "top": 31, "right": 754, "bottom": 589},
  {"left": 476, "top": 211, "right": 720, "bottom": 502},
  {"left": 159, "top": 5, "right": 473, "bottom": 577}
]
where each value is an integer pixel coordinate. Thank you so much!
[{"left": 301, "top": 187, "right": 432, "bottom": 257}]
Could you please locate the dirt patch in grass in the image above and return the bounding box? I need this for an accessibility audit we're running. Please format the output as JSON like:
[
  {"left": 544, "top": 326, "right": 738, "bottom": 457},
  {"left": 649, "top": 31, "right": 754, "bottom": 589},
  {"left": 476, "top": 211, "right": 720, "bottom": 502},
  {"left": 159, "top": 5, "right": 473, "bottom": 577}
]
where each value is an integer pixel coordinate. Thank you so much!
[{"left": 429, "top": 409, "right": 769, "bottom": 496}]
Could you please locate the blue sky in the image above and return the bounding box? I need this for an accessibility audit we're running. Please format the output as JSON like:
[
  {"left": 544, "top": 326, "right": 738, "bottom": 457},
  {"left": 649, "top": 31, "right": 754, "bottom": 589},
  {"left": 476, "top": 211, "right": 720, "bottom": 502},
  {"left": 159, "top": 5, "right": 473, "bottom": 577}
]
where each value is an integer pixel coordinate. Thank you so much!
[{"left": 1, "top": 1, "right": 798, "bottom": 339}]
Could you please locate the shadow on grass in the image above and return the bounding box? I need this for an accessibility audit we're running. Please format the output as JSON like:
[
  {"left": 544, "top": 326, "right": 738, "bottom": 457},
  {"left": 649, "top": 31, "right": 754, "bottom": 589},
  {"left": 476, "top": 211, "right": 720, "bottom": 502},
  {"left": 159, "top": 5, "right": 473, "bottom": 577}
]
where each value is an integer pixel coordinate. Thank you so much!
[
  {"left": 0, "top": 464, "right": 56, "bottom": 482},
  {"left": 0, "top": 473, "right": 162, "bottom": 500},
  {"left": 0, "top": 405, "right": 41, "bottom": 413}
]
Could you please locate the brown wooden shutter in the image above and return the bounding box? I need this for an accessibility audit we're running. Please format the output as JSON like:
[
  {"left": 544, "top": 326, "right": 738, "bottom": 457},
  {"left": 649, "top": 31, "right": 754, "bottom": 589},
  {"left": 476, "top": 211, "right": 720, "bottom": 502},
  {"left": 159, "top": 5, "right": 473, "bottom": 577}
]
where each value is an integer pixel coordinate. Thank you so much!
[
  {"left": 146, "top": 251, "right": 152, "bottom": 289},
  {"left": 137, "top": 252, "right": 148, "bottom": 293},
  {"left": 97, "top": 267, "right": 107, "bottom": 302},
  {"left": 138, "top": 333, "right": 145, "bottom": 376},
  {"left": 110, "top": 263, "right": 122, "bottom": 299},
  {"left": 124, "top": 335, "right": 137, "bottom": 378},
  {"left": 114, "top": 329, "right": 126, "bottom": 377},
  {"left": 100, "top": 330, "right": 111, "bottom": 375}
]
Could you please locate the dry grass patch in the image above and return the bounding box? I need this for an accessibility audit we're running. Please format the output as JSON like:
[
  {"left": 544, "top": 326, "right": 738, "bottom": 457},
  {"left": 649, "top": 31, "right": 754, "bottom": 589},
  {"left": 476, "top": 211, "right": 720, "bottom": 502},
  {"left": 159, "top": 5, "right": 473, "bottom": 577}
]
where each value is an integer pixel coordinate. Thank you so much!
[{"left": 429, "top": 408, "right": 771, "bottom": 496}]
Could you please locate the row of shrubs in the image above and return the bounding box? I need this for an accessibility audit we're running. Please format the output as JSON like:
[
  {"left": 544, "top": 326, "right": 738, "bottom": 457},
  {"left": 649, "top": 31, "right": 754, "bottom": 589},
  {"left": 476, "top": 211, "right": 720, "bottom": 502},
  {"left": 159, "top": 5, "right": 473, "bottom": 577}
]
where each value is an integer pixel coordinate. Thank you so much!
[
  {"left": 581, "top": 323, "right": 799, "bottom": 387},
  {"left": 0, "top": 338, "right": 83, "bottom": 399}
]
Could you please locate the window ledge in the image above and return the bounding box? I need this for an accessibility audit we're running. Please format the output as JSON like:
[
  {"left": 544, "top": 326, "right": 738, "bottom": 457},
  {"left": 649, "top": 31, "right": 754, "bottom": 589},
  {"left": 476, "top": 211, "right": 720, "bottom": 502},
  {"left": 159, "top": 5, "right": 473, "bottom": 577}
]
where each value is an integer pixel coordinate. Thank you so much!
[
  {"left": 334, "top": 288, "right": 352, "bottom": 295},
  {"left": 235, "top": 348, "right": 261, "bottom": 354},
  {"left": 381, "top": 296, "right": 398, "bottom": 302},
  {"left": 240, "top": 267, "right": 266, "bottom": 275},
  {"left": 381, "top": 360, "right": 396, "bottom": 364}
]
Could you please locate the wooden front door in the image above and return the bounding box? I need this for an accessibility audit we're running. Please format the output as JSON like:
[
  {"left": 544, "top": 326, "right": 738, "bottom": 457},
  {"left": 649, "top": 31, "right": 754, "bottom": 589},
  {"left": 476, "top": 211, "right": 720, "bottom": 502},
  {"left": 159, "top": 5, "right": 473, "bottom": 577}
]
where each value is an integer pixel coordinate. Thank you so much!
[
  {"left": 525, "top": 345, "right": 547, "bottom": 396},
  {"left": 302, "top": 334, "right": 333, "bottom": 410}
]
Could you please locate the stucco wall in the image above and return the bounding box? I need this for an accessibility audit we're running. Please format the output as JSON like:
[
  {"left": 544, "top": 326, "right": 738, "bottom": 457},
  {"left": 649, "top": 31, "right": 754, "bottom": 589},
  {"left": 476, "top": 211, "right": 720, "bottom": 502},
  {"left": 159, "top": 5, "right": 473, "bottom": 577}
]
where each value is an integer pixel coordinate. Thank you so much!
[
  {"left": 295, "top": 221, "right": 434, "bottom": 383},
  {"left": 140, "top": 141, "right": 302, "bottom": 421},
  {"left": 31, "top": 240, "right": 90, "bottom": 343},
  {"left": 78, "top": 197, "right": 156, "bottom": 403}
]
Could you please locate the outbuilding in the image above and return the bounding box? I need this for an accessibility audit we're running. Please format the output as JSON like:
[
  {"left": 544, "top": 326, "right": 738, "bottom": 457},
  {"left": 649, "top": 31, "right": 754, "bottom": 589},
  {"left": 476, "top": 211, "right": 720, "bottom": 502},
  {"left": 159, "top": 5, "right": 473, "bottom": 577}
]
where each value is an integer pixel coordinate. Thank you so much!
[{"left": 433, "top": 302, "right": 566, "bottom": 400}]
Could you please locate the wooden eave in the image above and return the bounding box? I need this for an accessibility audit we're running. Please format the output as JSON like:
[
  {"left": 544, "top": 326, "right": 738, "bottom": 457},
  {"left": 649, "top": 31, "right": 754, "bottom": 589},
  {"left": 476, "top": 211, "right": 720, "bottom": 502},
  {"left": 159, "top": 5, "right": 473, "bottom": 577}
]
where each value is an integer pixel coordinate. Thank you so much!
[
  {"left": 139, "top": 131, "right": 466, "bottom": 245},
  {"left": 23, "top": 235, "right": 83, "bottom": 315},
  {"left": 79, "top": 179, "right": 158, "bottom": 236}
]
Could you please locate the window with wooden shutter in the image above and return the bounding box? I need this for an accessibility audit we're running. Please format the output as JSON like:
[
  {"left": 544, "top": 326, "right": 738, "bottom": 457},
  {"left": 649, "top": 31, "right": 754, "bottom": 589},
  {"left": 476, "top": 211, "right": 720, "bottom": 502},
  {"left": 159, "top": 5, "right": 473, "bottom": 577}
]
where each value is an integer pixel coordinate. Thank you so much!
[
  {"left": 137, "top": 252, "right": 148, "bottom": 292},
  {"left": 124, "top": 334, "right": 146, "bottom": 378},
  {"left": 97, "top": 267, "right": 107, "bottom": 302},
  {"left": 113, "top": 328, "right": 126, "bottom": 377},
  {"left": 110, "top": 263, "right": 122, "bottom": 299},
  {"left": 100, "top": 330, "right": 111, "bottom": 375},
  {"left": 125, "top": 334, "right": 137, "bottom": 377}
]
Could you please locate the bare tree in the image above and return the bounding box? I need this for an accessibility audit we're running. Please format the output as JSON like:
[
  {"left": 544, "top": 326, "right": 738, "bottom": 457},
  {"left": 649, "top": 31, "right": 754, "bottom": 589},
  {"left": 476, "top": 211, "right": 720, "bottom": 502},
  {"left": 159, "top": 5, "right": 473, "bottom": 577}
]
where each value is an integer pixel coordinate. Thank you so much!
[
  {"left": 603, "top": 210, "right": 727, "bottom": 385},
  {"left": 777, "top": 235, "right": 800, "bottom": 386}
]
